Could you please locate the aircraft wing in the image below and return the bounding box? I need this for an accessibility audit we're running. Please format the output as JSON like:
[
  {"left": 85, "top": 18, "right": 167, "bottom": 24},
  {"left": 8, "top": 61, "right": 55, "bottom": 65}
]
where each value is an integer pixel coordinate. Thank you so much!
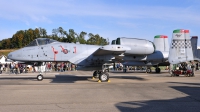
[{"left": 93, "top": 45, "right": 131, "bottom": 56}]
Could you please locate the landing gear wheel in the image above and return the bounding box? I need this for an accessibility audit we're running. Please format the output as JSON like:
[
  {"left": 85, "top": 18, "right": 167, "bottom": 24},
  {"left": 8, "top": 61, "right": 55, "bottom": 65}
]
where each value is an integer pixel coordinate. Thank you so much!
[
  {"left": 37, "top": 74, "right": 43, "bottom": 81},
  {"left": 99, "top": 72, "right": 109, "bottom": 82},
  {"left": 155, "top": 68, "right": 161, "bottom": 73},
  {"left": 146, "top": 68, "right": 151, "bottom": 73},
  {"left": 93, "top": 71, "right": 99, "bottom": 78}
]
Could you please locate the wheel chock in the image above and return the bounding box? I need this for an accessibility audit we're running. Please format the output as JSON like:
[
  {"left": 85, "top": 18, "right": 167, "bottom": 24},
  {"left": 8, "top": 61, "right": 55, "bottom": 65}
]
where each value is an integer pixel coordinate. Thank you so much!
[
  {"left": 98, "top": 80, "right": 101, "bottom": 82},
  {"left": 107, "top": 80, "right": 110, "bottom": 82}
]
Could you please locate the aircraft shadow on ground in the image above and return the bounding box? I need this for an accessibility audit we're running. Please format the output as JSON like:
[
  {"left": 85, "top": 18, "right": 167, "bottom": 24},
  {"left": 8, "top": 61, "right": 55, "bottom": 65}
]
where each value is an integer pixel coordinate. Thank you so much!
[
  {"left": 110, "top": 71, "right": 169, "bottom": 74},
  {"left": 0, "top": 74, "right": 147, "bottom": 83},
  {"left": 50, "top": 75, "right": 147, "bottom": 83},
  {"left": 110, "top": 76, "right": 146, "bottom": 81},
  {"left": 0, "top": 77, "right": 37, "bottom": 80},
  {"left": 50, "top": 75, "right": 94, "bottom": 83},
  {"left": 115, "top": 82, "right": 200, "bottom": 112}
]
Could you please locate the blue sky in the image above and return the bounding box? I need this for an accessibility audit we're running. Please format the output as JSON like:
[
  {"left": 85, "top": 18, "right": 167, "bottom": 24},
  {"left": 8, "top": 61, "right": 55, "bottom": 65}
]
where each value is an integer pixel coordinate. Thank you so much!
[{"left": 1, "top": 0, "right": 200, "bottom": 45}]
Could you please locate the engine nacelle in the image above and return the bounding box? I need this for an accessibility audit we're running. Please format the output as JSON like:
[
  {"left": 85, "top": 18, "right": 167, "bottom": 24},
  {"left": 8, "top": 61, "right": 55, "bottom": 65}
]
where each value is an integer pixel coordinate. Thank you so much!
[{"left": 115, "top": 37, "right": 155, "bottom": 55}]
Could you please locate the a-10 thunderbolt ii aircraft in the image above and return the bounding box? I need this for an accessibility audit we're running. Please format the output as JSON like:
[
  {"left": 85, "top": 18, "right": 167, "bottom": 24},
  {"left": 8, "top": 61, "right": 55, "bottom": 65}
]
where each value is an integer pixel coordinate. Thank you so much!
[{"left": 8, "top": 29, "right": 186, "bottom": 82}]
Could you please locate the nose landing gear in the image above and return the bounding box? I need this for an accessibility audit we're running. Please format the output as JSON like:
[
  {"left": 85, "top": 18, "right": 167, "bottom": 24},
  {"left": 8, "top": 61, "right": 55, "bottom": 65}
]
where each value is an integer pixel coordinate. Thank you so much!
[{"left": 37, "top": 73, "right": 43, "bottom": 81}]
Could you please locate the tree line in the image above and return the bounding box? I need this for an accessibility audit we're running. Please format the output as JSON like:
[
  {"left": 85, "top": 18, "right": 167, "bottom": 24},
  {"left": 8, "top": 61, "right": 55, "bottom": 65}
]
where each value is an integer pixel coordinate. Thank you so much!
[{"left": 0, "top": 27, "right": 109, "bottom": 49}]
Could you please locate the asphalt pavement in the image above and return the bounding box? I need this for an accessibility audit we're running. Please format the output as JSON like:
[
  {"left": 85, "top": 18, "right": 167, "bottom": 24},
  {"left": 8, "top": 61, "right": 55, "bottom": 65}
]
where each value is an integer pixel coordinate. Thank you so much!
[{"left": 0, "top": 70, "right": 200, "bottom": 112}]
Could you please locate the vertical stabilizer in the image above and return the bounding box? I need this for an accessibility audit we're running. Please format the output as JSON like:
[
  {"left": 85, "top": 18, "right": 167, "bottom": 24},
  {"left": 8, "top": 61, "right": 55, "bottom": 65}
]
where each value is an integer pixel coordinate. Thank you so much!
[
  {"left": 191, "top": 36, "right": 198, "bottom": 59},
  {"left": 153, "top": 35, "right": 169, "bottom": 52},
  {"left": 169, "top": 29, "right": 194, "bottom": 64}
]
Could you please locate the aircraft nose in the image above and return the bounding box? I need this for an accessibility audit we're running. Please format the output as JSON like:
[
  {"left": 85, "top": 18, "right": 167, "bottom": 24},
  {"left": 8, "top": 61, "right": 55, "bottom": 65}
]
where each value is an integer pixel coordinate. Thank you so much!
[{"left": 7, "top": 52, "right": 13, "bottom": 59}]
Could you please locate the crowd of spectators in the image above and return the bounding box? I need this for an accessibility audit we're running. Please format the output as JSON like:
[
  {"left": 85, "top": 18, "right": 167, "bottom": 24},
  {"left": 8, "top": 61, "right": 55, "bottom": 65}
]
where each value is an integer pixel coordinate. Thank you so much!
[{"left": 0, "top": 62, "right": 77, "bottom": 74}]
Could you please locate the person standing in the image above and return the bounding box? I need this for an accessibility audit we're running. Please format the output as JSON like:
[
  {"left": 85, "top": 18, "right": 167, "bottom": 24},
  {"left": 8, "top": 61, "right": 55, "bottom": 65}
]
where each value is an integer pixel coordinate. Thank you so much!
[
  {"left": 63, "top": 63, "right": 66, "bottom": 71},
  {"left": 196, "top": 62, "right": 199, "bottom": 71},
  {"left": 54, "top": 62, "right": 57, "bottom": 71},
  {"left": 15, "top": 63, "right": 19, "bottom": 74},
  {"left": 0, "top": 62, "right": 2, "bottom": 74},
  {"left": 68, "top": 62, "right": 71, "bottom": 71},
  {"left": 191, "top": 62, "right": 195, "bottom": 76},
  {"left": 5, "top": 63, "right": 8, "bottom": 73}
]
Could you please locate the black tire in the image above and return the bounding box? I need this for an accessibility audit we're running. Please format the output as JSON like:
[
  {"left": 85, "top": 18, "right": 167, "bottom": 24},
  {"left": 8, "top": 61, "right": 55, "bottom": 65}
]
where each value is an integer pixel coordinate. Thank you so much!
[
  {"left": 37, "top": 75, "right": 43, "bottom": 81},
  {"left": 146, "top": 68, "right": 151, "bottom": 73},
  {"left": 99, "top": 72, "right": 109, "bottom": 82},
  {"left": 155, "top": 68, "right": 161, "bottom": 73},
  {"left": 93, "top": 71, "right": 99, "bottom": 78}
]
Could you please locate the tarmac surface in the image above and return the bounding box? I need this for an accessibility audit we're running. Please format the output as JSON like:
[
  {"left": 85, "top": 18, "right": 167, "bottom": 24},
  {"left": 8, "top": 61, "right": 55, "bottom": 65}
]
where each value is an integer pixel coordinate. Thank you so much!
[{"left": 0, "top": 70, "right": 200, "bottom": 112}]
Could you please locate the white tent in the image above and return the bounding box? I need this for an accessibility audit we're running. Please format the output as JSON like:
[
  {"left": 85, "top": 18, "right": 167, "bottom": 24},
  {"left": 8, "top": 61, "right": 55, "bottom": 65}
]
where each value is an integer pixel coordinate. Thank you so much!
[{"left": 0, "top": 55, "right": 9, "bottom": 64}]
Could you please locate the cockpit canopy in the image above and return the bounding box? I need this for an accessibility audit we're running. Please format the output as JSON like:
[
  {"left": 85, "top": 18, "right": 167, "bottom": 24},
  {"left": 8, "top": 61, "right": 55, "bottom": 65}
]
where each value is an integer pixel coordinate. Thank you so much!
[{"left": 26, "top": 38, "right": 58, "bottom": 47}]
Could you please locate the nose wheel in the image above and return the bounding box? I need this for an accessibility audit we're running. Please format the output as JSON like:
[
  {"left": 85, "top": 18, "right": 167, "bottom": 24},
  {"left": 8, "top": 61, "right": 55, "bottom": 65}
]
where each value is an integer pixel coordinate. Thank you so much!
[{"left": 37, "top": 74, "right": 43, "bottom": 81}]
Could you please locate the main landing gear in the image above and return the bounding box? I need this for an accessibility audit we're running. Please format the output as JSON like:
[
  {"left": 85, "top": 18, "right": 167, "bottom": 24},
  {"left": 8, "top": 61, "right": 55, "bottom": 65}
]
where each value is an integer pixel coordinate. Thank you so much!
[
  {"left": 146, "top": 68, "right": 151, "bottom": 73},
  {"left": 155, "top": 67, "right": 161, "bottom": 73},
  {"left": 146, "top": 67, "right": 161, "bottom": 73},
  {"left": 93, "top": 70, "right": 110, "bottom": 82}
]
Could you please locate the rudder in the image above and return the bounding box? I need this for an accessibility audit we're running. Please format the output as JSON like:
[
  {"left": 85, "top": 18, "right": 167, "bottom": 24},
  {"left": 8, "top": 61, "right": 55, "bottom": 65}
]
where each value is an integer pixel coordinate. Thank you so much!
[{"left": 191, "top": 36, "right": 199, "bottom": 60}]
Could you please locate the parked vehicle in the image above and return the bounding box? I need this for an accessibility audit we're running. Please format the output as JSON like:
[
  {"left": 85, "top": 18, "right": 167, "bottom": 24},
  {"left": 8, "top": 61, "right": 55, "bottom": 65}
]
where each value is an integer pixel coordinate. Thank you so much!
[{"left": 171, "top": 69, "right": 194, "bottom": 77}]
